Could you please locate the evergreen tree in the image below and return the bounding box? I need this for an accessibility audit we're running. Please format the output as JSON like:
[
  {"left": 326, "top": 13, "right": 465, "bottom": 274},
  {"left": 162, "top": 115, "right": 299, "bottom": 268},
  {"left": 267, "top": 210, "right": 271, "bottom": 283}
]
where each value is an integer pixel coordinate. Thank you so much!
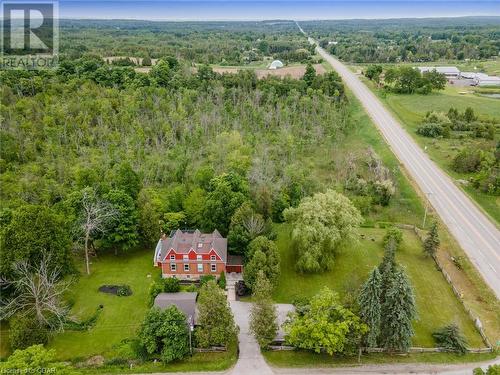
[
  {"left": 250, "top": 271, "right": 278, "bottom": 348},
  {"left": 423, "top": 221, "right": 439, "bottom": 257},
  {"left": 380, "top": 267, "right": 417, "bottom": 352},
  {"left": 358, "top": 268, "right": 382, "bottom": 347},
  {"left": 432, "top": 323, "right": 468, "bottom": 354},
  {"left": 378, "top": 238, "right": 397, "bottom": 304}
]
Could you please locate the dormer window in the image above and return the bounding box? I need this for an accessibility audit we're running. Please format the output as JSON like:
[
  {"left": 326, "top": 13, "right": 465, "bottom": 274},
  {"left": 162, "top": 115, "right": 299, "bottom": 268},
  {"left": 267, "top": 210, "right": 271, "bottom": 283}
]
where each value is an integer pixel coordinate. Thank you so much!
[
  {"left": 197, "top": 242, "right": 203, "bottom": 248},
  {"left": 210, "top": 255, "right": 216, "bottom": 261},
  {"left": 170, "top": 255, "right": 175, "bottom": 261}
]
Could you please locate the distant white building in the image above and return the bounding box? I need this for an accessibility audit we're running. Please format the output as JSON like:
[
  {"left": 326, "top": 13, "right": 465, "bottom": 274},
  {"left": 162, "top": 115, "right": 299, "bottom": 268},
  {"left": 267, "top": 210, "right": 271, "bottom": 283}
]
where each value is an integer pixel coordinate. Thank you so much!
[
  {"left": 461, "top": 72, "right": 489, "bottom": 80},
  {"left": 269, "top": 60, "right": 284, "bottom": 70},
  {"left": 418, "top": 66, "right": 460, "bottom": 78},
  {"left": 475, "top": 76, "right": 500, "bottom": 87}
]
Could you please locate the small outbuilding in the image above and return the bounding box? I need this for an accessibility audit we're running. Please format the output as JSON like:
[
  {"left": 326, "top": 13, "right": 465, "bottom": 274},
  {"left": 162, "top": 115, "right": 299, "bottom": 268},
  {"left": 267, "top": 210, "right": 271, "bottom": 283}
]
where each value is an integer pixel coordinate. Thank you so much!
[
  {"left": 154, "top": 292, "right": 198, "bottom": 325},
  {"left": 269, "top": 60, "right": 284, "bottom": 70}
]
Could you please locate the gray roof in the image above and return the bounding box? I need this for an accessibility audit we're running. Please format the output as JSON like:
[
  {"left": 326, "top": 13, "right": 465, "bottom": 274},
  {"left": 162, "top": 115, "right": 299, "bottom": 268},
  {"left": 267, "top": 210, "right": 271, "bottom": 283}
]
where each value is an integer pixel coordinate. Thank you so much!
[
  {"left": 153, "top": 292, "right": 197, "bottom": 325},
  {"left": 155, "top": 229, "right": 227, "bottom": 263},
  {"left": 418, "top": 66, "right": 460, "bottom": 75}
]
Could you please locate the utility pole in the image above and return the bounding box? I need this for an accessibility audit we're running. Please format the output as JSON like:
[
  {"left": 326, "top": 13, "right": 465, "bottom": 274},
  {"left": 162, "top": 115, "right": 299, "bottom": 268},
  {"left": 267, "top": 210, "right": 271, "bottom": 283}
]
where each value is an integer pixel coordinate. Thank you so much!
[
  {"left": 188, "top": 315, "right": 194, "bottom": 355},
  {"left": 422, "top": 192, "right": 432, "bottom": 229}
]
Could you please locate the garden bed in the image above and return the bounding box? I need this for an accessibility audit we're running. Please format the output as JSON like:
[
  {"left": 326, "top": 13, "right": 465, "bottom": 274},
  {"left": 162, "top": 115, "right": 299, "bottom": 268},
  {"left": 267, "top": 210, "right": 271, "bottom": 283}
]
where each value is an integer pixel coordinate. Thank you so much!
[{"left": 98, "top": 285, "right": 132, "bottom": 296}]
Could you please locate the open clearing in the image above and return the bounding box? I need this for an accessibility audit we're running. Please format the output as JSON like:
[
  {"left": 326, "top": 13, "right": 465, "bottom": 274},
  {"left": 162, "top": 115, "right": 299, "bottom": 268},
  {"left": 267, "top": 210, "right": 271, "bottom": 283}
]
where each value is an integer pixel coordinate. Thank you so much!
[{"left": 210, "top": 64, "right": 326, "bottom": 79}]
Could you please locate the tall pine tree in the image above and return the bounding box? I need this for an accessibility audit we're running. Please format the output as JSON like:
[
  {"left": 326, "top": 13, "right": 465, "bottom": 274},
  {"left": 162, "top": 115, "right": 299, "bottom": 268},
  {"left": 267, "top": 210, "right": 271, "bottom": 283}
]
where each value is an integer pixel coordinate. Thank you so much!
[
  {"left": 423, "top": 221, "right": 440, "bottom": 257},
  {"left": 358, "top": 267, "right": 382, "bottom": 347},
  {"left": 378, "top": 238, "right": 397, "bottom": 304},
  {"left": 380, "top": 267, "right": 417, "bottom": 352}
]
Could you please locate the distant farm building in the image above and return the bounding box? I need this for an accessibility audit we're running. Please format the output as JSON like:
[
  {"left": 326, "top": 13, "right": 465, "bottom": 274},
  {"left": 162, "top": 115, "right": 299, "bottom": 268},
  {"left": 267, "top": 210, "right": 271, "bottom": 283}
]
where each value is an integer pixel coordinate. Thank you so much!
[
  {"left": 418, "top": 66, "right": 460, "bottom": 78},
  {"left": 269, "top": 60, "right": 284, "bottom": 70},
  {"left": 461, "top": 72, "right": 500, "bottom": 86},
  {"left": 475, "top": 76, "right": 500, "bottom": 86}
]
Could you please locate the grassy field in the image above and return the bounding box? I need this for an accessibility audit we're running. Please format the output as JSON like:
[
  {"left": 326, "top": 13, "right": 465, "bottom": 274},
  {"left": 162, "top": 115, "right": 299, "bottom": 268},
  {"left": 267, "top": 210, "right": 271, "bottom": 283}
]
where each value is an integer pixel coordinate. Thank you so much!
[
  {"left": 344, "top": 91, "right": 500, "bottom": 346},
  {"left": 349, "top": 58, "right": 500, "bottom": 76},
  {"left": 263, "top": 350, "right": 497, "bottom": 368},
  {"left": 273, "top": 225, "right": 484, "bottom": 348},
  {"left": 359, "top": 80, "right": 499, "bottom": 224},
  {"left": 47, "top": 250, "right": 156, "bottom": 360}
]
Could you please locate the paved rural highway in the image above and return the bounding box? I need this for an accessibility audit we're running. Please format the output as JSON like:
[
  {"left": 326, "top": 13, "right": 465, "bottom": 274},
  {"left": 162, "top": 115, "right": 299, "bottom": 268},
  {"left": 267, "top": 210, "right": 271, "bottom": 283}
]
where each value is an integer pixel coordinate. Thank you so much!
[{"left": 296, "top": 24, "right": 500, "bottom": 300}]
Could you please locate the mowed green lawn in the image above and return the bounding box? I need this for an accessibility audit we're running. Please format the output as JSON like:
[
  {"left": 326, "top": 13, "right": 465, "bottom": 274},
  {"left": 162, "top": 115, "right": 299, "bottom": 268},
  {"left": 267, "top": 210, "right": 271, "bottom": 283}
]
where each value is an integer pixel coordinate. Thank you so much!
[
  {"left": 372, "top": 85, "right": 500, "bottom": 224},
  {"left": 48, "top": 250, "right": 156, "bottom": 360},
  {"left": 273, "top": 225, "right": 484, "bottom": 348},
  {"left": 46, "top": 250, "right": 235, "bottom": 372}
]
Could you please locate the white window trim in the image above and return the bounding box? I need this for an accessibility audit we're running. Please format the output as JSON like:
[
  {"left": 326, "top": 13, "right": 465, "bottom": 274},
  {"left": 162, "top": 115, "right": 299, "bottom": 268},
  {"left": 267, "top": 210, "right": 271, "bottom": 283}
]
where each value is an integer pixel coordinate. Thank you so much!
[
  {"left": 211, "top": 264, "right": 216, "bottom": 272},
  {"left": 197, "top": 263, "right": 203, "bottom": 272},
  {"left": 183, "top": 254, "right": 189, "bottom": 260},
  {"left": 170, "top": 263, "right": 176, "bottom": 272},
  {"left": 196, "top": 255, "right": 202, "bottom": 260},
  {"left": 184, "top": 264, "right": 190, "bottom": 272},
  {"left": 170, "top": 255, "right": 175, "bottom": 261},
  {"left": 210, "top": 255, "right": 216, "bottom": 261}
]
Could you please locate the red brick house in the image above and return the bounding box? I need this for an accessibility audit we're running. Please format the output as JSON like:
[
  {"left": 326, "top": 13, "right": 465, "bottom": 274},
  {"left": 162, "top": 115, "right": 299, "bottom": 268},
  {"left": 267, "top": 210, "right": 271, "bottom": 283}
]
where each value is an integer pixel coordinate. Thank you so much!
[{"left": 154, "top": 229, "right": 242, "bottom": 279}]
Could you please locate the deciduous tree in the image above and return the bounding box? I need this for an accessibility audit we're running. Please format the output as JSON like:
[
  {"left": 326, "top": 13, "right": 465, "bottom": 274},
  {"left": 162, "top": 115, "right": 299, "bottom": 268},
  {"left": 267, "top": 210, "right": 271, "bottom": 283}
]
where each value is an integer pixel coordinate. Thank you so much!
[
  {"left": 284, "top": 190, "right": 362, "bottom": 273},
  {"left": 250, "top": 272, "right": 278, "bottom": 348},
  {"left": 243, "top": 236, "right": 280, "bottom": 291},
  {"left": 284, "top": 287, "right": 368, "bottom": 355},
  {"left": 138, "top": 306, "right": 189, "bottom": 363},
  {"left": 195, "top": 280, "right": 238, "bottom": 348}
]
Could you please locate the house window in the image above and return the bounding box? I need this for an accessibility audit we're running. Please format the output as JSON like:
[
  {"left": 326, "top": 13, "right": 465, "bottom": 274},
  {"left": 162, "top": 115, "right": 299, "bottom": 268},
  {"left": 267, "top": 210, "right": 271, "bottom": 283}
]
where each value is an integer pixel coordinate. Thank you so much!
[
  {"left": 196, "top": 255, "right": 202, "bottom": 261},
  {"left": 170, "top": 255, "right": 175, "bottom": 261},
  {"left": 210, "top": 255, "right": 216, "bottom": 261},
  {"left": 197, "top": 263, "right": 203, "bottom": 272},
  {"left": 184, "top": 264, "right": 190, "bottom": 272},
  {"left": 170, "top": 264, "right": 176, "bottom": 272},
  {"left": 211, "top": 264, "right": 216, "bottom": 272},
  {"left": 197, "top": 242, "right": 203, "bottom": 248},
  {"left": 183, "top": 254, "right": 188, "bottom": 261}
]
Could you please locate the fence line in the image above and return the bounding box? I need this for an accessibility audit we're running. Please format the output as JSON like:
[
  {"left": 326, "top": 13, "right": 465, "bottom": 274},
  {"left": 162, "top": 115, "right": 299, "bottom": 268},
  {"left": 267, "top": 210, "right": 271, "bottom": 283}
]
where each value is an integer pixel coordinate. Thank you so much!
[
  {"left": 194, "top": 346, "right": 227, "bottom": 353},
  {"left": 268, "top": 341, "right": 492, "bottom": 354},
  {"left": 409, "top": 224, "right": 492, "bottom": 350}
]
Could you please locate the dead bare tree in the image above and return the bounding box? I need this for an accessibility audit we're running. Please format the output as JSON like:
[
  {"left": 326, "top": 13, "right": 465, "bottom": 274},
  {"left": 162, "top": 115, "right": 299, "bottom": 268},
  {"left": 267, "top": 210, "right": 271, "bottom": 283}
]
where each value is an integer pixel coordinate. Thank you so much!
[
  {"left": 78, "top": 189, "right": 118, "bottom": 274},
  {"left": 0, "top": 255, "right": 71, "bottom": 331},
  {"left": 243, "top": 214, "right": 265, "bottom": 239}
]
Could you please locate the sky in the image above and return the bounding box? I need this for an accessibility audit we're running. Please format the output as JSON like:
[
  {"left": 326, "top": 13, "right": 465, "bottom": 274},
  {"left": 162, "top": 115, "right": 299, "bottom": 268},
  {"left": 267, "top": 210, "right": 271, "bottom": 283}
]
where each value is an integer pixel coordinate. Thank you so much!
[{"left": 57, "top": 1, "right": 500, "bottom": 20}]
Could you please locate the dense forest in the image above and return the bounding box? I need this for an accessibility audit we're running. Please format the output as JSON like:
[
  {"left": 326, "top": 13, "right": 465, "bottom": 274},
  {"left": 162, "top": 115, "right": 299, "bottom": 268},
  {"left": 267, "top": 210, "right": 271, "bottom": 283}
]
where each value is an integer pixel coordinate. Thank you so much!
[
  {"left": 59, "top": 20, "right": 313, "bottom": 65},
  {"left": 0, "top": 52, "right": 349, "bottom": 276},
  {"left": 302, "top": 17, "right": 500, "bottom": 63}
]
